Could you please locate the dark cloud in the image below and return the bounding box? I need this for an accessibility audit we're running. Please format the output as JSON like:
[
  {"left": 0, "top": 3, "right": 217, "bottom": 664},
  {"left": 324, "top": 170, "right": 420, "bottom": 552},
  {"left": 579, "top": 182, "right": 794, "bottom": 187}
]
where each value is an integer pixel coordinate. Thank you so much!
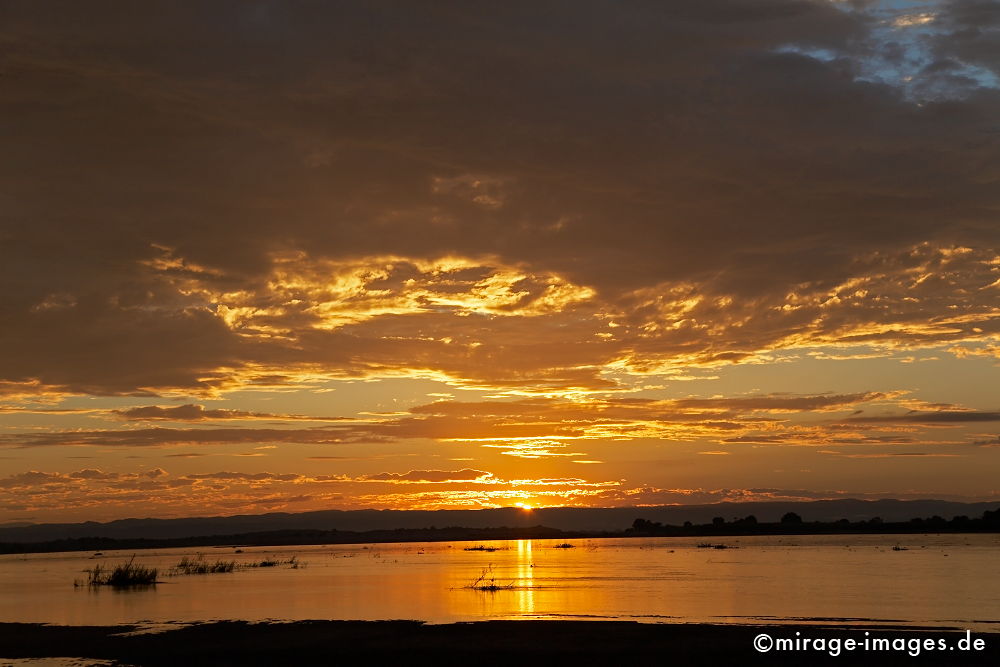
[
  {"left": 1, "top": 427, "right": 356, "bottom": 448},
  {"left": 1, "top": 393, "right": 966, "bottom": 454},
  {"left": 845, "top": 411, "right": 1000, "bottom": 423},
  {"left": 931, "top": 0, "right": 1000, "bottom": 73},
  {"left": 184, "top": 471, "right": 302, "bottom": 482},
  {"left": 822, "top": 452, "right": 964, "bottom": 458},
  {"left": 113, "top": 404, "right": 350, "bottom": 422},
  {"left": 363, "top": 469, "right": 492, "bottom": 483},
  {"left": 673, "top": 392, "right": 889, "bottom": 411},
  {"left": 116, "top": 405, "right": 262, "bottom": 421},
  {"left": 0, "top": 1, "right": 998, "bottom": 394},
  {"left": 0, "top": 468, "right": 168, "bottom": 489}
]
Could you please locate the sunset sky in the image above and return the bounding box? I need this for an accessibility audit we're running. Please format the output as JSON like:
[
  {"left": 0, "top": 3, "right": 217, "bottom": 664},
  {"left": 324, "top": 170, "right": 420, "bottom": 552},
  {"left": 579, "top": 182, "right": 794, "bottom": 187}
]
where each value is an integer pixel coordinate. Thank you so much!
[{"left": 2, "top": 0, "right": 1000, "bottom": 524}]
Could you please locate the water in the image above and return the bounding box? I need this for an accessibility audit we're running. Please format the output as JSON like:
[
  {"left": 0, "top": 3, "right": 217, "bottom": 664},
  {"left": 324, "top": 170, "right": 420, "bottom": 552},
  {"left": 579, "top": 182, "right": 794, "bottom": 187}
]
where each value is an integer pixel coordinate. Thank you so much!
[{"left": 2, "top": 534, "right": 998, "bottom": 630}]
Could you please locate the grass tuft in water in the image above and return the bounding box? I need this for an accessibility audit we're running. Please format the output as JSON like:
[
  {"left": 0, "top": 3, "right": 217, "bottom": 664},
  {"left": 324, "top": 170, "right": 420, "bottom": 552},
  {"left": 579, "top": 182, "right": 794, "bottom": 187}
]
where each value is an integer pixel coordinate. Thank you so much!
[
  {"left": 247, "top": 555, "right": 300, "bottom": 568},
  {"left": 82, "top": 555, "right": 157, "bottom": 587},
  {"left": 464, "top": 564, "right": 515, "bottom": 591},
  {"left": 174, "top": 556, "right": 237, "bottom": 575}
]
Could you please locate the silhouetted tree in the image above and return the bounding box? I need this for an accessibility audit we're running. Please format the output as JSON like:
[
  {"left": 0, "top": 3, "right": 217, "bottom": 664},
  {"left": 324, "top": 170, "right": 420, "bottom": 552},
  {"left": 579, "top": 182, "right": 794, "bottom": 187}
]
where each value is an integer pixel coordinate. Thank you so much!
[
  {"left": 632, "top": 518, "right": 652, "bottom": 531},
  {"left": 712, "top": 516, "right": 725, "bottom": 526},
  {"left": 781, "top": 512, "right": 803, "bottom": 524}
]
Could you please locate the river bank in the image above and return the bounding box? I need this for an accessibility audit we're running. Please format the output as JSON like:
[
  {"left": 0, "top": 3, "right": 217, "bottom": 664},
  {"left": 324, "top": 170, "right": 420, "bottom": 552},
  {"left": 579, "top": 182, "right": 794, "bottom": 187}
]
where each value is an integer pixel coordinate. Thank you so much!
[{"left": 2, "top": 620, "right": 998, "bottom": 666}]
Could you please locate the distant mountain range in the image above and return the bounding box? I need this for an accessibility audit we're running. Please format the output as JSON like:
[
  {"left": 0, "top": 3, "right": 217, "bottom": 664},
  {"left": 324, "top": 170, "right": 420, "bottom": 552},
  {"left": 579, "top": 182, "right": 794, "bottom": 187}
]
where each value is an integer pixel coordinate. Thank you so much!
[{"left": 3, "top": 499, "right": 998, "bottom": 543}]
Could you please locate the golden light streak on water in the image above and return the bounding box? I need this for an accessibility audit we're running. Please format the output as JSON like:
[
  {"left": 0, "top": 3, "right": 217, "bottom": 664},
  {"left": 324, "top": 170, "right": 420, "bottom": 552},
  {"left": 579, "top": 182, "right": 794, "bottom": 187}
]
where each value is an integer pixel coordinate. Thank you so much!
[{"left": 516, "top": 539, "right": 535, "bottom": 615}]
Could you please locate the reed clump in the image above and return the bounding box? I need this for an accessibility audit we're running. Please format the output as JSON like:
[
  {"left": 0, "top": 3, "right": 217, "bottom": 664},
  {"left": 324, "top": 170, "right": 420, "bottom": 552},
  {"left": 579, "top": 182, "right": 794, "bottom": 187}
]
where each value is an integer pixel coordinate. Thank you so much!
[
  {"left": 174, "top": 554, "right": 302, "bottom": 573},
  {"left": 174, "top": 556, "right": 237, "bottom": 575},
  {"left": 247, "top": 555, "right": 300, "bottom": 568},
  {"left": 82, "top": 555, "right": 157, "bottom": 587}
]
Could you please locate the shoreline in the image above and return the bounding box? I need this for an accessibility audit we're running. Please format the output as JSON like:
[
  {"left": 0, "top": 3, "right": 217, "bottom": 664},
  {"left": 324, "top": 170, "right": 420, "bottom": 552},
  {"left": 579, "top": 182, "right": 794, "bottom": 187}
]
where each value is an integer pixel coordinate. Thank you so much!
[
  {"left": 3, "top": 525, "right": 999, "bottom": 557},
  {"left": 2, "top": 620, "right": 998, "bottom": 666}
]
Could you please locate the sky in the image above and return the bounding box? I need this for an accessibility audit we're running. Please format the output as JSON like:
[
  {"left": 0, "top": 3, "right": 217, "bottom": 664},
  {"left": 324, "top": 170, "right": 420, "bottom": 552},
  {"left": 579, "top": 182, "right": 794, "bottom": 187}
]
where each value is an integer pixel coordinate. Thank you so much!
[{"left": 2, "top": 0, "right": 1000, "bottom": 524}]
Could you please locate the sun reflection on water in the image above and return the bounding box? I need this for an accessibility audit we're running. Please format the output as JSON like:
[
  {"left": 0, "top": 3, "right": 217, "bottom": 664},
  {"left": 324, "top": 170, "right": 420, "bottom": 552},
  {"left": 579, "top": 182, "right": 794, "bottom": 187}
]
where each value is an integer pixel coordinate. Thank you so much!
[{"left": 516, "top": 539, "right": 534, "bottom": 615}]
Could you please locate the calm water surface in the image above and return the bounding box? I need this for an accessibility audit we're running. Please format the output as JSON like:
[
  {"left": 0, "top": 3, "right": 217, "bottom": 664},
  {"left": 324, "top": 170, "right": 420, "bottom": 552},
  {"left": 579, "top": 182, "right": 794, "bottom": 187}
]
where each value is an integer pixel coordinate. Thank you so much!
[{"left": 1, "top": 534, "right": 997, "bottom": 629}]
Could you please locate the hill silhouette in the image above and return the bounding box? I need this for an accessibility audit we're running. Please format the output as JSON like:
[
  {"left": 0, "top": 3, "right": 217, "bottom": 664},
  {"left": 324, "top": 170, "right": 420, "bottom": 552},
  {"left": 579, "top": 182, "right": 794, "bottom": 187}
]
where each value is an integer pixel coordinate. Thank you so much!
[
  {"left": 2, "top": 501, "right": 999, "bottom": 554},
  {"left": 3, "top": 499, "right": 999, "bottom": 543}
]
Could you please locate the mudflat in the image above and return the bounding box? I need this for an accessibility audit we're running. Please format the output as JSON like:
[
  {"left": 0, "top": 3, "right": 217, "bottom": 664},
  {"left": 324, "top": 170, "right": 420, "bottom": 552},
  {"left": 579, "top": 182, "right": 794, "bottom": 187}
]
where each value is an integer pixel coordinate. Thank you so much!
[{"left": 1, "top": 620, "right": 997, "bottom": 666}]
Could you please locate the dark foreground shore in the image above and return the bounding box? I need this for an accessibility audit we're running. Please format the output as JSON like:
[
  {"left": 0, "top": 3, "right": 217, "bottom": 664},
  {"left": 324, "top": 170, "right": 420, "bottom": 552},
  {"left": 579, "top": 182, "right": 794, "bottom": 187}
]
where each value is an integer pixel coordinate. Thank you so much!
[{"left": 2, "top": 621, "right": 998, "bottom": 666}]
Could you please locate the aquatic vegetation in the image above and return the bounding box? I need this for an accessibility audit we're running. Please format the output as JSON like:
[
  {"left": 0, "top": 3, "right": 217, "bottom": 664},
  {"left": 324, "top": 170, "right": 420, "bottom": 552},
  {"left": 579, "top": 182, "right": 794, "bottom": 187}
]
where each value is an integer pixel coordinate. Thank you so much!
[
  {"left": 75, "top": 553, "right": 306, "bottom": 586},
  {"left": 173, "top": 556, "right": 237, "bottom": 575},
  {"left": 248, "top": 555, "right": 300, "bottom": 568},
  {"left": 465, "top": 564, "right": 515, "bottom": 591},
  {"left": 553, "top": 543, "right": 574, "bottom": 549},
  {"left": 81, "top": 556, "right": 157, "bottom": 587},
  {"left": 463, "top": 545, "right": 506, "bottom": 552}
]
